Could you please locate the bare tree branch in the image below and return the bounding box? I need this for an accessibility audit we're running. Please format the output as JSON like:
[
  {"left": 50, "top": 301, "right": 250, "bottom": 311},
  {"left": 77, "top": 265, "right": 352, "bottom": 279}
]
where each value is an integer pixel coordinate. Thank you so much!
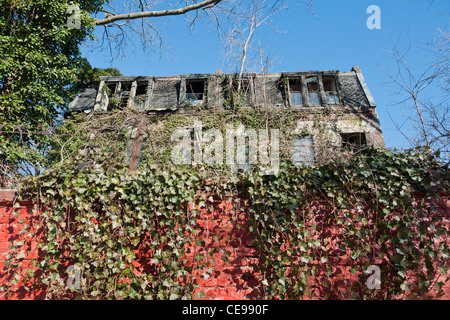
[
  {"left": 95, "top": 0, "right": 222, "bottom": 26},
  {"left": 381, "top": 28, "right": 449, "bottom": 157}
]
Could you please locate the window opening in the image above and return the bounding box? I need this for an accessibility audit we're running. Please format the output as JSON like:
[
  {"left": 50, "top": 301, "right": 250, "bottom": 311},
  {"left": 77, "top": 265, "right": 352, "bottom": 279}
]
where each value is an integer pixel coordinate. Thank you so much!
[
  {"left": 134, "top": 82, "right": 148, "bottom": 110},
  {"left": 118, "top": 82, "right": 132, "bottom": 109},
  {"left": 306, "top": 76, "right": 321, "bottom": 106},
  {"left": 288, "top": 78, "right": 303, "bottom": 106},
  {"left": 231, "top": 78, "right": 252, "bottom": 107},
  {"left": 341, "top": 132, "right": 367, "bottom": 149},
  {"left": 322, "top": 76, "right": 339, "bottom": 105},
  {"left": 186, "top": 79, "right": 205, "bottom": 106}
]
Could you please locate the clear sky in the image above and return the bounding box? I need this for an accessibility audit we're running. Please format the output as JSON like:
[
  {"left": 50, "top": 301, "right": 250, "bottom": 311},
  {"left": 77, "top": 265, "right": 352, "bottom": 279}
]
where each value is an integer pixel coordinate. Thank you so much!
[{"left": 81, "top": 0, "right": 449, "bottom": 150}]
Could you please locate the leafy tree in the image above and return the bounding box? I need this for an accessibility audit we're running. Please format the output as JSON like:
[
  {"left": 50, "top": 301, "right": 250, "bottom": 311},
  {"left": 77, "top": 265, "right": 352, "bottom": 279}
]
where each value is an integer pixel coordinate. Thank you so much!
[
  {"left": 0, "top": 0, "right": 298, "bottom": 187},
  {"left": 0, "top": 0, "right": 106, "bottom": 185},
  {"left": 72, "top": 57, "right": 122, "bottom": 94}
]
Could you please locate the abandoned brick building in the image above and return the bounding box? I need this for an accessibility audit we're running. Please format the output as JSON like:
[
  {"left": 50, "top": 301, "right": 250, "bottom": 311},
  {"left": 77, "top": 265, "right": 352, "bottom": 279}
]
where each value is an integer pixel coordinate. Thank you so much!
[{"left": 68, "top": 66, "right": 385, "bottom": 167}]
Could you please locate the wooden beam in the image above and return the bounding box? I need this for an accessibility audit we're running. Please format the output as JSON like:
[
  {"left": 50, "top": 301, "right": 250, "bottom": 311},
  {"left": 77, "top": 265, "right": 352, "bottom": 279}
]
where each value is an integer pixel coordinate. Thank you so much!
[{"left": 129, "top": 125, "right": 144, "bottom": 171}]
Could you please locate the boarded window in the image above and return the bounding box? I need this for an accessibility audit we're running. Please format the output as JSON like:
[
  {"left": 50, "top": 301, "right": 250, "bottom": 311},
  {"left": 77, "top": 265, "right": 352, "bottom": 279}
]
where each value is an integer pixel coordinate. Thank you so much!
[
  {"left": 306, "top": 76, "right": 321, "bottom": 106},
  {"left": 149, "top": 79, "right": 180, "bottom": 110},
  {"left": 291, "top": 135, "right": 315, "bottom": 166},
  {"left": 288, "top": 78, "right": 303, "bottom": 106}
]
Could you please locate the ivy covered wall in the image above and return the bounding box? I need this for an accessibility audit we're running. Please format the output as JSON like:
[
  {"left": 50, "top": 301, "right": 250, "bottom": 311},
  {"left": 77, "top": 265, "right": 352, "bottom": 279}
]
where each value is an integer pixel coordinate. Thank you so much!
[{"left": 0, "top": 147, "right": 449, "bottom": 300}]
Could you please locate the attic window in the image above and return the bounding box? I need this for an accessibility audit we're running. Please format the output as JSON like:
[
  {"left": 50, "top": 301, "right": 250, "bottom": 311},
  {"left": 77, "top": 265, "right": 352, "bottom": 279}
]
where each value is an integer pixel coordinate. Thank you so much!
[
  {"left": 232, "top": 79, "right": 251, "bottom": 94},
  {"left": 118, "top": 82, "right": 132, "bottom": 109},
  {"left": 106, "top": 83, "right": 117, "bottom": 94},
  {"left": 186, "top": 79, "right": 205, "bottom": 106},
  {"left": 288, "top": 78, "right": 303, "bottom": 106},
  {"left": 322, "top": 76, "right": 339, "bottom": 105},
  {"left": 134, "top": 82, "right": 148, "bottom": 110},
  {"left": 341, "top": 132, "right": 367, "bottom": 149},
  {"left": 231, "top": 78, "right": 253, "bottom": 107},
  {"left": 306, "top": 76, "right": 321, "bottom": 106}
]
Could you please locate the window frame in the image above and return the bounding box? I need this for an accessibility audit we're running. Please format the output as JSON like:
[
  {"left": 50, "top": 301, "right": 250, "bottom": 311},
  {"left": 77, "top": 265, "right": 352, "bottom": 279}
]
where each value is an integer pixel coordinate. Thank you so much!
[
  {"left": 185, "top": 78, "right": 207, "bottom": 107},
  {"left": 322, "top": 76, "right": 340, "bottom": 105},
  {"left": 287, "top": 77, "right": 304, "bottom": 107}
]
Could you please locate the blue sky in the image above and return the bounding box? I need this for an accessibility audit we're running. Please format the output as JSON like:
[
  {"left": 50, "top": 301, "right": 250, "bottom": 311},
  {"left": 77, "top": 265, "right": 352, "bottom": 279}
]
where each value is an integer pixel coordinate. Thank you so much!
[{"left": 81, "top": 0, "right": 449, "bottom": 150}]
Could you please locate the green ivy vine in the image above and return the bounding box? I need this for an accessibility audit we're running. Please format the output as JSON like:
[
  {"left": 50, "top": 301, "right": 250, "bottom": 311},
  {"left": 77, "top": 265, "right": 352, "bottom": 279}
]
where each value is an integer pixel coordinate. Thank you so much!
[
  {"left": 240, "top": 146, "right": 449, "bottom": 299},
  {"left": 1, "top": 143, "right": 449, "bottom": 300}
]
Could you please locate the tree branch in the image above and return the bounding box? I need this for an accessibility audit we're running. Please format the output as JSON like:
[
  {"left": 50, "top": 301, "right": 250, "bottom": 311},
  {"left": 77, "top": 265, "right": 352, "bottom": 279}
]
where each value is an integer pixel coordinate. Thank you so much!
[{"left": 95, "top": 0, "right": 222, "bottom": 26}]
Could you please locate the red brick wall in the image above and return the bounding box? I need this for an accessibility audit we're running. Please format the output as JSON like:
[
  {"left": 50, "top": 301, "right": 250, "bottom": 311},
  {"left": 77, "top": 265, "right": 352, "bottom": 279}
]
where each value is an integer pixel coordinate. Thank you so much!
[{"left": 1, "top": 190, "right": 449, "bottom": 300}]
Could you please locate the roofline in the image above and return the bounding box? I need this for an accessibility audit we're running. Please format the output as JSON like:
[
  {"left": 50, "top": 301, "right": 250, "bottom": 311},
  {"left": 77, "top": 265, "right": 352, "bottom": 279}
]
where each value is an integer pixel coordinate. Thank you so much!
[
  {"left": 352, "top": 66, "right": 376, "bottom": 107},
  {"left": 99, "top": 69, "right": 346, "bottom": 81}
]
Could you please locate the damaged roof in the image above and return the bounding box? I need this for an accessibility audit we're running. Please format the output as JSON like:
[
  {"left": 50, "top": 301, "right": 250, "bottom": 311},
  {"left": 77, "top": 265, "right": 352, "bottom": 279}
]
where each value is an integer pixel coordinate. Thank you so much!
[{"left": 67, "top": 67, "right": 377, "bottom": 114}]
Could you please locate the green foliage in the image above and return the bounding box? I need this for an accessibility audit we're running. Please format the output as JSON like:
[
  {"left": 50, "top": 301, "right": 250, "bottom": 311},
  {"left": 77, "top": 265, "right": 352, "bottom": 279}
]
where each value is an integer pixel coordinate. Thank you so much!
[
  {"left": 241, "top": 146, "right": 449, "bottom": 299},
  {"left": 12, "top": 160, "right": 206, "bottom": 299},
  {"left": 73, "top": 58, "right": 123, "bottom": 94},
  {"left": 54, "top": 107, "right": 311, "bottom": 177},
  {"left": 2, "top": 146, "right": 449, "bottom": 299},
  {"left": 0, "top": 0, "right": 107, "bottom": 184}
]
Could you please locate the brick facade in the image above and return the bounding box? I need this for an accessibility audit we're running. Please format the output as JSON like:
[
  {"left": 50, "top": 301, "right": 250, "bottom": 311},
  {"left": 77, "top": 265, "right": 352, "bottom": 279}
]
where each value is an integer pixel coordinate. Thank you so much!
[{"left": 1, "top": 190, "right": 449, "bottom": 300}]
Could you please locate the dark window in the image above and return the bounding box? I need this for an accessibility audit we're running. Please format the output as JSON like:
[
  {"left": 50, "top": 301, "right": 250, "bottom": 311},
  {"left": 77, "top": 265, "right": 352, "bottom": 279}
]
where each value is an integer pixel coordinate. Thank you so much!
[
  {"left": 232, "top": 79, "right": 251, "bottom": 93},
  {"left": 106, "top": 83, "right": 117, "bottom": 94},
  {"left": 118, "top": 82, "right": 132, "bottom": 109},
  {"left": 134, "top": 82, "right": 148, "bottom": 110},
  {"left": 288, "top": 78, "right": 303, "bottom": 106},
  {"left": 231, "top": 78, "right": 252, "bottom": 107},
  {"left": 186, "top": 79, "right": 205, "bottom": 106},
  {"left": 341, "top": 132, "right": 367, "bottom": 149}
]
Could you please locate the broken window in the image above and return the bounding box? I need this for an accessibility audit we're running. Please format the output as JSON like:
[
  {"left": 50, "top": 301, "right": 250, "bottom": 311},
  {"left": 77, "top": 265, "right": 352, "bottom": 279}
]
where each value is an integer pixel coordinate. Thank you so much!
[
  {"left": 106, "top": 83, "right": 117, "bottom": 94},
  {"left": 133, "top": 82, "right": 148, "bottom": 110},
  {"left": 232, "top": 79, "right": 252, "bottom": 95},
  {"left": 117, "top": 82, "right": 132, "bottom": 109},
  {"left": 288, "top": 78, "right": 303, "bottom": 106},
  {"left": 186, "top": 79, "right": 205, "bottom": 106},
  {"left": 322, "top": 76, "right": 339, "bottom": 105},
  {"left": 103, "top": 82, "right": 119, "bottom": 109},
  {"left": 341, "top": 132, "right": 367, "bottom": 149},
  {"left": 291, "top": 135, "right": 315, "bottom": 166},
  {"left": 306, "top": 76, "right": 321, "bottom": 106},
  {"left": 231, "top": 78, "right": 252, "bottom": 107}
]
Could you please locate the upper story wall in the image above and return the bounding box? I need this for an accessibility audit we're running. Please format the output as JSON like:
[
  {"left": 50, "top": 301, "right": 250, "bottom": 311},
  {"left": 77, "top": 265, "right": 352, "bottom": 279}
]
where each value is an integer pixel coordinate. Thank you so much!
[
  {"left": 67, "top": 67, "right": 385, "bottom": 150},
  {"left": 68, "top": 67, "right": 377, "bottom": 113}
]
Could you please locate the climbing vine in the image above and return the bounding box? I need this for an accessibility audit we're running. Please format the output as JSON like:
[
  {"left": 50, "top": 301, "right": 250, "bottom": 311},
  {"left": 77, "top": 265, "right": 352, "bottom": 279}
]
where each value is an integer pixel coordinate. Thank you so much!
[
  {"left": 241, "top": 146, "right": 449, "bottom": 299},
  {"left": 1, "top": 107, "right": 449, "bottom": 300}
]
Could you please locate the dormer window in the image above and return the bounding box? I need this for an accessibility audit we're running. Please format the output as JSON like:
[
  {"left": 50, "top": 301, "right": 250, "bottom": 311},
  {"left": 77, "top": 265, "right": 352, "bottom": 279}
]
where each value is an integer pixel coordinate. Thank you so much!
[
  {"left": 186, "top": 79, "right": 205, "bottom": 106},
  {"left": 306, "top": 76, "right": 321, "bottom": 106},
  {"left": 322, "top": 76, "right": 339, "bottom": 105},
  {"left": 288, "top": 78, "right": 303, "bottom": 106},
  {"left": 229, "top": 76, "right": 254, "bottom": 107}
]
